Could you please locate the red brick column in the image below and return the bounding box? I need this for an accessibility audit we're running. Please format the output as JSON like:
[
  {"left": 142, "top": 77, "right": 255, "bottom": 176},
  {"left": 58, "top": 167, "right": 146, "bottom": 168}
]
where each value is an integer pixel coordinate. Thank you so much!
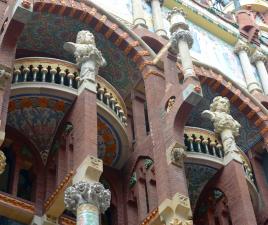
[
  {"left": 143, "top": 75, "right": 189, "bottom": 203},
  {"left": 68, "top": 89, "right": 97, "bottom": 169},
  {"left": 216, "top": 161, "right": 257, "bottom": 225},
  {"left": 131, "top": 91, "right": 147, "bottom": 145}
]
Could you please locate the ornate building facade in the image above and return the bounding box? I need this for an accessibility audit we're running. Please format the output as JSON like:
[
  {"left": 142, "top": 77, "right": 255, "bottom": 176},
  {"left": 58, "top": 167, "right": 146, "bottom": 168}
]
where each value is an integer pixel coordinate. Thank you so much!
[{"left": 0, "top": 0, "right": 268, "bottom": 224}]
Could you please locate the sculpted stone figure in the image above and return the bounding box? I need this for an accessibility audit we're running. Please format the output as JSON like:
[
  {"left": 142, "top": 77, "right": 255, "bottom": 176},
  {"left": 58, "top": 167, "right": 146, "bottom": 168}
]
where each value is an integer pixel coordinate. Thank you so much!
[
  {"left": 64, "top": 30, "right": 106, "bottom": 83},
  {"left": 202, "top": 96, "right": 241, "bottom": 156}
]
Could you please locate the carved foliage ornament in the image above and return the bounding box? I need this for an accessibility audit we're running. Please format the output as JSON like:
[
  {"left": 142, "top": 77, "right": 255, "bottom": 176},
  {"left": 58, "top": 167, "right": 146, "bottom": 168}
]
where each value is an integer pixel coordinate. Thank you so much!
[
  {"left": 0, "top": 150, "right": 6, "bottom": 174},
  {"left": 170, "top": 147, "right": 186, "bottom": 167},
  {"left": 64, "top": 181, "right": 111, "bottom": 213},
  {"left": 170, "top": 218, "right": 193, "bottom": 225},
  {"left": 202, "top": 96, "right": 241, "bottom": 136},
  {"left": 251, "top": 51, "right": 267, "bottom": 64},
  {"left": 171, "top": 30, "right": 193, "bottom": 53},
  {"left": 64, "top": 30, "right": 106, "bottom": 83}
]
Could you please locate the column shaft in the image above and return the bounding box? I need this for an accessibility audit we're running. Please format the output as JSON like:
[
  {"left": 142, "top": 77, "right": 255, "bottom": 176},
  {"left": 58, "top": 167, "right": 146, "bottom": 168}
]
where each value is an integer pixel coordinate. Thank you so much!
[
  {"left": 151, "top": 0, "right": 167, "bottom": 37},
  {"left": 238, "top": 50, "right": 261, "bottom": 93},
  {"left": 178, "top": 39, "right": 194, "bottom": 79},
  {"left": 132, "top": 0, "right": 147, "bottom": 27},
  {"left": 77, "top": 204, "right": 99, "bottom": 225},
  {"left": 256, "top": 60, "right": 268, "bottom": 94}
]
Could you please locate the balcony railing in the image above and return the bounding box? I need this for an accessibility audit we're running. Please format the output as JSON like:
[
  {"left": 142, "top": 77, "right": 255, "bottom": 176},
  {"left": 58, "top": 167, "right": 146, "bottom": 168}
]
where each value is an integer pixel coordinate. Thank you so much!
[
  {"left": 184, "top": 126, "right": 255, "bottom": 184},
  {"left": 12, "top": 57, "right": 127, "bottom": 126}
]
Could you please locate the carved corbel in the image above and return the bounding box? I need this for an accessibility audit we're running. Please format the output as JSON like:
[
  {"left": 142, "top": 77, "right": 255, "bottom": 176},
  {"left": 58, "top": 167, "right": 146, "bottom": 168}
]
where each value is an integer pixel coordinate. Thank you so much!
[{"left": 166, "top": 142, "right": 187, "bottom": 167}]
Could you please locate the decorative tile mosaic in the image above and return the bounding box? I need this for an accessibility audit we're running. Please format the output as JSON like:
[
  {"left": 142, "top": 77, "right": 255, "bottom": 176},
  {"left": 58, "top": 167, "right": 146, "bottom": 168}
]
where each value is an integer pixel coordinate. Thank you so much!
[
  {"left": 7, "top": 94, "right": 72, "bottom": 164},
  {"left": 184, "top": 163, "right": 218, "bottom": 210}
]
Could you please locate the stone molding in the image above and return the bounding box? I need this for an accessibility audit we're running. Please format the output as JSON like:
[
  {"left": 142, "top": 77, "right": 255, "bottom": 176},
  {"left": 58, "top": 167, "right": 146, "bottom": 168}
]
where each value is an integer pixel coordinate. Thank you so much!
[
  {"left": 171, "top": 30, "right": 193, "bottom": 52},
  {"left": 64, "top": 181, "right": 111, "bottom": 213},
  {"left": 251, "top": 50, "right": 267, "bottom": 64},
  {"left": 234, "top": 40, "right": 250, "bottom": 55}
]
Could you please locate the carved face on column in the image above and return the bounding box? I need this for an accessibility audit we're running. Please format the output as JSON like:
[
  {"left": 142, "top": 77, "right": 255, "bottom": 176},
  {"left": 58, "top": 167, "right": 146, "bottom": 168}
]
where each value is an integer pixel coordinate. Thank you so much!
[
  {"left": 76, "top": 30, "right": 96, "bottom": 46},
  {"left": 210, "top": 96, "right": 230, "bottom": 114}
]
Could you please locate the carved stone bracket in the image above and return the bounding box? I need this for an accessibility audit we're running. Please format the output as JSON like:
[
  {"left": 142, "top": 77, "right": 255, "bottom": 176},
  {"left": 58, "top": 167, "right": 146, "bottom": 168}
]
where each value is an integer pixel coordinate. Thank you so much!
[
  {"left": 159, "top": 193, "right": 193, "bottom": 225},
  {"left": 251, "top": 50, "right": 267, "bottom": 64},
  {"left": 167, "top": 143, "right": 186, "bottom": 167},
  {"left": 64, "top": 181, "right": 111, "bottom": 214}
]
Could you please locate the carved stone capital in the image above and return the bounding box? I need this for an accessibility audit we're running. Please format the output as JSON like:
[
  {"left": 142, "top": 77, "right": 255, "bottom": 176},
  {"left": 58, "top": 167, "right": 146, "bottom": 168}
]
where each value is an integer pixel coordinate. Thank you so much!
[
  {"left": 0, "top": 150, "right": 6, "bottom": 174},
  {"left": 64, "top": 181, "right": 111, "bottom": 214},
  {"left": 64, "top": 30, "right": 106, "bottom": 84},
  {"left": 159, "top": 193, "right": 192, "bottom": 225},
  {"left": 234, "top": 40, "right": 250, "bottom": 55},
  {"left": 171, "top": 30, "right": 193, "bottom": 52},
  {"left": 167, "top": 7, "right": 188, "bottom": 33},
  {"left": 251, "top": 50, "right": 267, "bottom": 64}
]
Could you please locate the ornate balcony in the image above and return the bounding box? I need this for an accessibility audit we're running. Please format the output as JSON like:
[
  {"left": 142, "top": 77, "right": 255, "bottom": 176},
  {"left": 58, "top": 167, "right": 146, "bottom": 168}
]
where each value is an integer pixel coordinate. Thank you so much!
[
  {"left": 184, "top": 126, "right": 255, "bottom": 184},
  {"left": 9, "top": 57, "right": 129, "bottom": 168},
  {"left": 12, "top": 57, "right": 127, "bottom": 127}
]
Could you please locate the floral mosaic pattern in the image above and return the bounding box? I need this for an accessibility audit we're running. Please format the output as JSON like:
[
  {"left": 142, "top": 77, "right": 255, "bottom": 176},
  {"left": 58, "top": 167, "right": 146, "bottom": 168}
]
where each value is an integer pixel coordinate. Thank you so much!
[
  {"left": 17, "top": 12, "right": 141, "bottom": 98},
  {"left": 97, "top": 116, "right": 120, "bottom": 166},
  {"left": 7, "top": 95, "right": 72, "bottom": 164},
  {"left": 184, "top": 163, "right": 218, "bottom": 210},
  {"left": 186, "top": 84, "right": 262, "bottom": 151}
]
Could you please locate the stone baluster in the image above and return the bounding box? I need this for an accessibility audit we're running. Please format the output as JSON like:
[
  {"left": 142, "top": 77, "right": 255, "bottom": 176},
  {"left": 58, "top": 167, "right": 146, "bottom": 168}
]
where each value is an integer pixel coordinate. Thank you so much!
[
  {"left": 104, "top": 91, "right": 110, "bottom": 106},
  {"left": 14, "top": 69, "right": 21, "bottom": 83},
  {"left": 122, "top": 115, "right": 127, "bottom": 126},
  {"left": 210, "top": 141, "right": 217, "bottom": 156},
  {"left": 110, "top": 96, "right": 116, "bottom": 110},
  {"left": 41, "top": 67, "right": 48, "bottom": 82},
  {"left": 98, "top": 86, "right": 104, "bottom": 101},
  {"left": 32, "top": 67, "right": 39, "bottom": 82},
  {"left": 23, "top": 67, "right": 30, "bottom": 82},
  {"left": 146, "top": 0, "right": 167, "bottom": 38},
  {"left": 115, "top": 103, "right": 120, "bottom": 115},
  {"left": 50, "top": 68, "right": 57, "bottom": 83},
  {"left": 196, "top": 137, "right": 202, "bottom": 153},
  {"left": 202, "top": 139, "right": 209, "bottom": 154},
  {"left": 131, "top": 0, "right": 147, "bottom": 28},
  {"left": 168, "top": 8, "right": 195, "bottom": 81},
  {"left": 67, "top": 73, "right": 75, "bottom": 88},
  {"left": 202, "top": 96, "right": 242, "bottom": 163},
  {"left": 65, "top": 181, "right": 111, "bottom": 225},
  {"left": 251, "top": 50, "right": 268, "bottom": 95},
  {"left": 59, "top": 71, "right": 66, "bottom": 85},
  {"left": 0, "top": 150, "right": 6, "bottom": 174},
  {"left": 188, "top": 137, "right": 194, "bottom": 152},
  {"left": 118, "top": 109, "right": 124, "bottom": 121},
  {"left": 234, "top": 40, "right": 263, "bottom": 94},
  {"left": 76, "top": 76, "right": 81, "bottom": 88},
  {"left": 216, "top": 143, "right": 224, "bottom": 158}
]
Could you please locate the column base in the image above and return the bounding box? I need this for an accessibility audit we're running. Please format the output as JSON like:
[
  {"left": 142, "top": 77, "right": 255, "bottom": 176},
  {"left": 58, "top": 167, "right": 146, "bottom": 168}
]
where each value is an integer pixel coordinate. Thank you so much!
[{"left": 133, "top": 18, "right": 148, "bottom": 29}]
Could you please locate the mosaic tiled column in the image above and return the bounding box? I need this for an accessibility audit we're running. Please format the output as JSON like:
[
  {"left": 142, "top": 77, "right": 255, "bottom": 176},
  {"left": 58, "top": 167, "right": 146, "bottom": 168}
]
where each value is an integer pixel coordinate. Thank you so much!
[
  {"left": 234, "top": 40, "right": 263, "bottom": 94},
  {"left": 168, "top": 8, "right": 195, "bottom": 81},
  {"left": 65, "top": 181, "right": 111, "bottom": 225},
  {"left": 132, "top": 0, "right": 147, "bottom": 28},
  {"left": 146, "top": 0, "right": 167, "bottom": 38},
  {"left": 251, "top": 50, "right": 268, "bottom": 95}
]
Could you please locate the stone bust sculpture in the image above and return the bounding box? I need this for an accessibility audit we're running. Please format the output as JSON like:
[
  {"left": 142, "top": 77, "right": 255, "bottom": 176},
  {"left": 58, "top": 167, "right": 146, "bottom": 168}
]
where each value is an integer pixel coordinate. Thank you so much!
[
  {"left": 64, "top": 30, "right": 106, "bottom": 83},
  {"left": 202, "top": 96, "right": 241, "bottom": 136}
]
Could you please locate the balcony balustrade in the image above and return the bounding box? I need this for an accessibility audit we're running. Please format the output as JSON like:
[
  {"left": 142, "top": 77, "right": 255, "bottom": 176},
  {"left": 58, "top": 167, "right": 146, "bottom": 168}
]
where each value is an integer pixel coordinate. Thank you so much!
[
  {"left": 184, "top": 126, "right": 255, "bottom": 184},
  {"left": 12, "top": 57, "right": 127, "bottom": 126}
]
